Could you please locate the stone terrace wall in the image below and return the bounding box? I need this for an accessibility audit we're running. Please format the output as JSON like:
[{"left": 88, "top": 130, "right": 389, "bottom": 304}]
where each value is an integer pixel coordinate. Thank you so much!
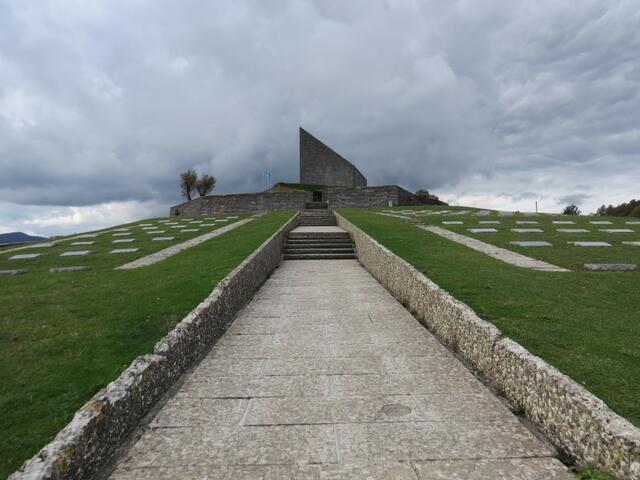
[
  {"left": 170, "top": 191, "right": 312, "bottom": 216},
  {"left": 336, "top": 212, "right": 640, "bottom": 480},
  {"left": 326, "top": 185, "right": 418, "bottom": 208}
]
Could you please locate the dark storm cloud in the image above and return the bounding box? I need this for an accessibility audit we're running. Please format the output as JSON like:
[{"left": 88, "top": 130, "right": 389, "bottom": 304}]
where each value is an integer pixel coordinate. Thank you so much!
[{"left": 1, "top": 0, "right": 639, "bottom": 234}]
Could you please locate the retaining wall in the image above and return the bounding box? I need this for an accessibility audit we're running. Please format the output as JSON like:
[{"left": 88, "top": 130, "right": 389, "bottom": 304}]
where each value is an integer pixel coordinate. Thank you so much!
[
  {"left": 10, "top": 213, "right": 300, "bottom": 480},
  {"left": 170, "top": 191, "right": 312, "bottom": 216},
  {"left": 336, "top": 212, "right": 640, "bottom": 480},
  {"left": 326, "top": 185, "right": 418, "bottom": 208}
]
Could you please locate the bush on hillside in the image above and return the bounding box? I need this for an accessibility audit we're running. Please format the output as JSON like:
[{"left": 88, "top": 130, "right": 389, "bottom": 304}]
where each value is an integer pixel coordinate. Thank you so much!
[
  {"left": 596, "top": 199, "right": 640, "bottom": 217},
  {"left": 562, "top": 204, "right": 581, "bottom": 215},
  {"left": 415, "top": 189, "right": 447, "bottom": 205}
]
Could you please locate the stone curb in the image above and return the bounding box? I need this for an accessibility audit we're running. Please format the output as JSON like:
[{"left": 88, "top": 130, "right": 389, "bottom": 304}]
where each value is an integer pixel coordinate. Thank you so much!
[
  {"left": 9, "top": 212, "right": 300, "bottom": 480},
  {"left": 336, "top": 212, "right": 640, "bottom": 480}
]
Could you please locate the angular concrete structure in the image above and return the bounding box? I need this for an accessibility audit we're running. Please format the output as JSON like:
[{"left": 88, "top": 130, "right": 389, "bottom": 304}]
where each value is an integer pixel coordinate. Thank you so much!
[{"left": 299, "top": 127, "right": 367, "bottom": 187}]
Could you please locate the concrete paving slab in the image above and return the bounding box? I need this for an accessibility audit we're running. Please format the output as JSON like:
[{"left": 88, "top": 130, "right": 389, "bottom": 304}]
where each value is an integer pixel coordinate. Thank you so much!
[
  {"left": 9, "top": 253, "right": 42, "bottom": 260},
  {"left": 590, "top": 221, "right": 612, "bottom": 224},
  {"left": 511, "top": 228, "right": 544, "bottom": 233},
  {"left": 557, "top": 229, "right": 590, "bottom": 233},
  {"left": 413, "top": 458, "right": 574, "bottom": 479},
  {"left": 467, "top": 228, "right": 497, "bottom": 233},
  {"left": 110, "top": 248, "right": 139, "bottom": 254},
  {"left": 113, "top": 239, "right": 135, "bottom": 243},
  {"left": 442, "top": 221, "right": 463, "bottom": 225},
  {"left": 600, "top": 228, "right": 634, "bottom": 233},
  {"left": 60, "top": 250, "right": 93, "bottom": 256},
  {"left": 516, "top": 221, "right": 538, "bottom": 224},
  {"left": 510, "top": 241, "right": 553, "bottom": 247},
  {"left": 553, "top": 221, "right": 575, "bottom": 224},
  {"left": 106, "top": 260, "right": 570, "bottom": 479},
  {"left": 152, "top": 236, "right": 174, "bottom": 241},
  {"left": 569, "top": 241, "right": 611, "bottom": 247}
]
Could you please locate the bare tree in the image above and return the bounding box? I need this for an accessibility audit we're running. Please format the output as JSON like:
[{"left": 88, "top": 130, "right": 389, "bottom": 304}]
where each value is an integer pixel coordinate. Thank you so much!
[
  {"left": 180, "top": 169, "right": 198, "bottom": 201},
  {"left": 196, "top": 174, "right": 216, "bottom": 197}
]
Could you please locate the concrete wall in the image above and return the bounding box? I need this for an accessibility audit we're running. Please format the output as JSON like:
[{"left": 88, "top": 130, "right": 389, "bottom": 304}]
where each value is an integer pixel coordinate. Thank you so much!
[
  {"left": 10, "top": 214, "right": 300, "bottom": 480},
  {"left": 300, "top": 128, "right": 367, "bottom": 187},
  {"left": 170, "top": 191, "right": 312, "bottom": 216},
  {"left": 326, "top": 185, "right": 418, "bottom": 208},
  {"left": 336, "top": 212, "right": 640, "bottom": 480}
]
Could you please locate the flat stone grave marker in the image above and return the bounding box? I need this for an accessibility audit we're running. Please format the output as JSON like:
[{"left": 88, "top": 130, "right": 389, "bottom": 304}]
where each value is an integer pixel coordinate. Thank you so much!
[
  {"left": 146, "top": 230, "right": 166, "bottom": 234},
  {"left": 510, "top": 241, "right": 553, "bottom": 247},
  {"left": 227, "top": 216, "right": 239, "bottom": 218},
  {"left": 110, "top": 248, "right": 139, "bottom": 254},
  {"left": 113, "top": 232, "right": 131, "bottom": 236},
  {"left": 622, "top": 241, "right": 640, "bottom": 246},
  {"left": 0, "top": 269, "right": 28, "bottom": 276},
  {"left": 516, "top": 221, "right": 538, "bottom": 224},
  {"left": 139, "top": 223, "right": 153, "bottom": 226},
  {"left": 152, "top": 237, "right": 175, "bottom": 241},
  {"left": 77, "top": 234, "right": 97, "bottom": 238},
  {"left": 626, "top": 221, "right": 640, "bottom": 225},
  {"left": 216, "top": 219, "right": 229, "bottom": 222},
  {"left": 112, "top": 228, "right": 130, "bottom": 232},
  {"left": 498, "top": 211, "right": 513, "bottom": 216},
  {"left": 601, "top": 229, "right": 634, "bottom": 233},
  {"left": 157, "top": 220, "right": 170, "bottom": 223},
  {"left": 557, "top": 229, "right": 590, "bottom": 233},
  {"left": 113, "top": 239, "right": 135, "bottom": 243},
  {"left": 22, "top": 242, "right": 55, "bottom": 249},
  {"left": 584, "top": 264, "right": 638, "bottom": 271},
  {"left": 553, "top": 221, "right": 575, "bottom": 224},
  {"left": 10, "top": 253, "right": 43, "bottom": 260},
  {"left": 204, "top": 217, "right": 217, "bottom": 220},
  {"left": 442, "top": 221, "right": 463, "bottom": 225},
  {"left": 166, "top": 222, "right": 179, "bottom": 225},
  {"left": 189, "top": 220, "right": 203, "bottom": 223},
  {"left": 199, "top": 224, "right": 215, "bottom": 227},
  {"left": 569, "top": 241, "right": 611, "bottom": 247},
  {"left": 183, "top": 218, "right": 194, "bottom": 221},
  {"left": 446, "top": 210, "right": 471, "bottom": 216},
  {"left": 141, "top": 227, "right": 157, "bottom": 230},
  {"left": 479, "top": 221, "right": 500, "bottom": 224},
  {"left": 170, "top": 225, "right": 185, "bottom": 229},
  {"left": 50, "top": 266, "right": 91, "bottom": 273},
  {"left": 590, "top": 221, "right": 612, "bottom": 224},
  {"left": 474, "top": 210, "right": 491, "bottom": 216},
  {"left": 467, "top": 228, "right": 497, "bottom": 233},
  {"left": 181, "top": 229, "right": 200, "bottom": 232},
  {"left": 60, "top": 250, "right": 93, "bottom": 257},
  {"left": 72, "top": 241, "right": 95, "bottom": 245},
  {"left": 512, "top": 228, "right": 544, "bottom": 233}
]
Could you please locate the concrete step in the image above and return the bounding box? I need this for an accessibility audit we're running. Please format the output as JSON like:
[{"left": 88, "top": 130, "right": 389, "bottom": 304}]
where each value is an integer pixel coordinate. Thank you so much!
[
  {"left": 284, "top": 248, "right": 355, "bottom": 255},
  {"left": 304, "top": 202, "right": 329, "bottom": 209},
  {"left": 284, "top": 253, "right": 358, "bottom": 260},
  {"left": 288, "top": 232, "right": 350, "bottom": 237},
  {"left": 286, "top": 242, "right": 353, "bottom": 247}
]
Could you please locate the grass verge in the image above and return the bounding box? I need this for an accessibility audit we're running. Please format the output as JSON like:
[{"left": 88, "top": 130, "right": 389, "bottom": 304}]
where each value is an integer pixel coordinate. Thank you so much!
[
  {"left": 0, "top": 211, "right": 292, "bottom": 479},
  {"left": 340, "top": 209, "right": 640, "bottom": 430}
]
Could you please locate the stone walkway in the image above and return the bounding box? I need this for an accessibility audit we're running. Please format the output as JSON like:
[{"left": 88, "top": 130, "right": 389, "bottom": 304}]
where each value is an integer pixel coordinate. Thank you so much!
[
  {"left": 419, "top": 225, "right": 570, "bottom": 272},
  {"left": 107, "top": 260, "right": 572, "bottom": 479},
  {"left": 116, "top": 218, "right": 254, "bottom": 270}
]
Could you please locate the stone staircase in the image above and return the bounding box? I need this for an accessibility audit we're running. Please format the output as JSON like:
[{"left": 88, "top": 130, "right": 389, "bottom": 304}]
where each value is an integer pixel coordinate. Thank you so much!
[{"left": 283, "top": 210, "right": 357, "bottom": 260}]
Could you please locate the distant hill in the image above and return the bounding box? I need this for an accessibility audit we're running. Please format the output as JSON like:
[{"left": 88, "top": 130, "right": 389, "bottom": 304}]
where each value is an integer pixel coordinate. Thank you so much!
[{"left": 0, "top": 231, "right": 47, "bottom": 245}]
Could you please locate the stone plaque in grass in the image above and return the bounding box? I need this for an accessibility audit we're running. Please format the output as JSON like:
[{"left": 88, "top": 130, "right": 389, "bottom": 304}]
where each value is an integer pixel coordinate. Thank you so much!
[
  {"left": 189, "top": 220, "right": 203, "bottom": 223},
  {"left": 110, "top": 248, "right": 139, "bottom": 254},
  {"left": 512, "top": 228, "right": 544, "bottom": 233},
  {"left": 10, "top": 253, "right": 43, "bottom": 260},
  {"left": 71, "top": 241, "right": 95, "bottom": 245},
  {"left": 0, "top": 269, "right": 28, "bottom": 276},
  {"left": 626, "top": 221, "right": 640, "bottom": 225},
  {"left": 199, "top": 224, "right": 215, "bottom": 227},
  {"left": 569, "top": 241, "right": 612, "bottom": 247},
  {"left": 590, "top": 221, "right": 612, "bottom": 224},
  {"left": 467, "top": 228, "right": 497, "bottom": 233},
  {"left": 216, "top": 219, "right": 230, "bottom": 222},
  {"left": 171, "top": 225, "right": 185, "bottom": 229},
  {"left": 515, "top": 221, "right": 538, "bottom": 224},
  {"left": 553, "top": 221, "right": 575, "bottom": 224},
  {"left": 181, "top": 229, "right": 200, "bottom": 233},
  {"left": 112, "top": 228, "right": 130, "bottom": 232},
  {"left": 584, "top": 264, "right": 638, "bottom": 271},
  {"left": 113, "top": 232, "right": 131, "bottom": 237},
  {"left": 442, "top": 221, "right": 463, "bottom": 225},
  {"left": 479, "top": 221, "right": 501, "bottom": 224},
  {"left": 50, "top": 266, "right": 91, "bottom": 273},
  {"left": 146, "top": 230, "right": 166, "bottom": 234},
  {"left": 510, "top": 241, "right": 553, "bottom": 247},
  {"left": 60, "top": 250, "right": 94, "bottom": 256},
  {"left": 139, "top": 223, "right": 153, "bottom": 226},
  {"left": 600, "top": 229, "right": 634, "bottom": 233},
  {"left": 152, "top": 237, "right": 175, "bottom": 241},
  {"left": 622, "top": 241, "right": 640, "bottom": 246},
  {"left": 141, "top": 226, "right": 157, "bottom": 230},
  {"left": 157, "top": 220, "right": 171, "bottom": 223},
  {"left": 77, "top": 234, "right": 97, "bottom": 238},
  {"left": 474, "top": 210, "right": 491, "bottom": 216},
  {"left": 113, "top": 239, "right": 135, "bottom": 243},
  {"left": 557, "top": 229, "right": 590, "bottom": 233}
]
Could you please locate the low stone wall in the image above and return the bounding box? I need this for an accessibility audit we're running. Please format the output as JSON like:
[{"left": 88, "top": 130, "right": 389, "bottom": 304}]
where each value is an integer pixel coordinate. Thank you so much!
[
  {"left": 336, "top": 212, "right": 640, "bottom": 480},
  {"left": 170, "top": 191, "right": 312, "bottom": 215},
  {"left": 10, "top": 213, "right": 300, "bottom": 480},
  {"left": 326, "top": 185, "right": 418, "bottom": 208}
]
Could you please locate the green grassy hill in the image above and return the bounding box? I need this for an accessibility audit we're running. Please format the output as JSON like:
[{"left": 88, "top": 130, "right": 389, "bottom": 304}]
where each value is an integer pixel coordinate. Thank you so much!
[{"left": 0, "top": 211, "right": 292, "bottom": 478}]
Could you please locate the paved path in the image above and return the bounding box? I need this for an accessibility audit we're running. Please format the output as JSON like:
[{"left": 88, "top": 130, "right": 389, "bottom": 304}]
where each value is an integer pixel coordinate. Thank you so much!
[
  {"left": 419, "top": 225, "right": 570, "bottom": 272},
  {"left": 116, "top": 218, "right": 254, "bottom": 270},
  {"left": 107, "top": 260, "right": 572, "bottom": 479}
]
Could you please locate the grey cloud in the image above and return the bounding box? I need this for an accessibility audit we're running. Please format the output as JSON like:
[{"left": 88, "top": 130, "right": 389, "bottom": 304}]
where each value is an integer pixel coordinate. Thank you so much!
[{"left": 0, "top": 0, "right": 639, "bottom": 230}]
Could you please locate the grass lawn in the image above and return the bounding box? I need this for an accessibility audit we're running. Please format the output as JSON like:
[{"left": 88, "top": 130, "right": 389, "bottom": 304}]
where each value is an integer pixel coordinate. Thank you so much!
[
  {"left": 340, "top": 208, "right": 640, "bottom": 431},
  {"left": 0, "top": 211, "right": 292, "bottom": 479}
]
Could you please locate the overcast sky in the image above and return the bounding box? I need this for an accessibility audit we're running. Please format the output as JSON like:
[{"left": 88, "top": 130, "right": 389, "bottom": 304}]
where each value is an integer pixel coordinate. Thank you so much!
[{"left": 1, "top": 0, "right": 639, "bottom": 236}]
